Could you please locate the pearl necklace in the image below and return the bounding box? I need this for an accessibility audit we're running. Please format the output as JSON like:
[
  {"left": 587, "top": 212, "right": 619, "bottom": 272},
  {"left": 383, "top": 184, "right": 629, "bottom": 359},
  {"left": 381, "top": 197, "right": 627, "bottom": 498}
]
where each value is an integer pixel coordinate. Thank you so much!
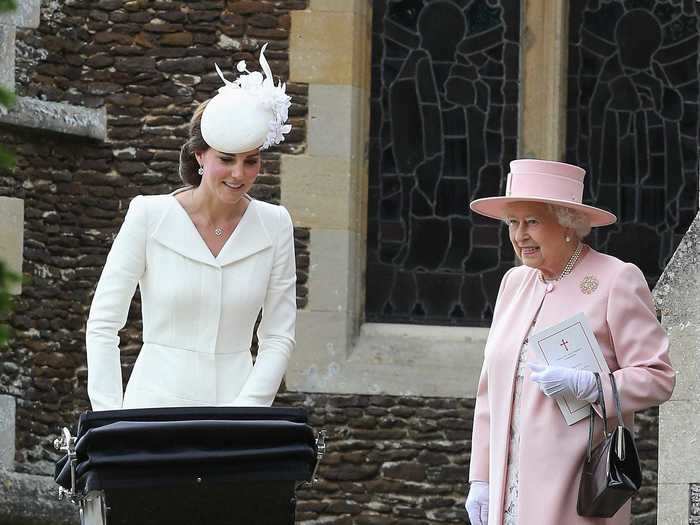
[{"left": 540, "top": 242, "right": 584, "bottom": 283}]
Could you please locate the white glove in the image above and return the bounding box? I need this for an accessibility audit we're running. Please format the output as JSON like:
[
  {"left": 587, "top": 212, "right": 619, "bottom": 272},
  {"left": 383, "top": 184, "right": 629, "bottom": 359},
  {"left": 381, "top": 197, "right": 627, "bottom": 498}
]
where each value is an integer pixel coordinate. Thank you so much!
[
  {"left": 465, "top": 480, "right": 489, "bottom": 525},
  {"left": 528, "top": 363, "right": 599, "bottom": 403}
]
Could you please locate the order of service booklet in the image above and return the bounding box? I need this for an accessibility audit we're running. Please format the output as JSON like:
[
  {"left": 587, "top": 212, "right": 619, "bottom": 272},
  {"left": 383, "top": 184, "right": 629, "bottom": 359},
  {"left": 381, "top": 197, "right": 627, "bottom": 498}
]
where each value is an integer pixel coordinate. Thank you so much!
[{"left": 529, "top": 313, "right": 611, "bottom": 425}]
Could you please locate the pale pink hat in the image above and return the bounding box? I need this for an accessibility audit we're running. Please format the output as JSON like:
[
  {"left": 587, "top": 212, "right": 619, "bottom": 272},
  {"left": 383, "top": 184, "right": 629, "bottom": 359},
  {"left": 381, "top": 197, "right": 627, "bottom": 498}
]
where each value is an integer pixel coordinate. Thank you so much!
[{"left": 469, "top": 159, "right": 617, "bottom": 227}]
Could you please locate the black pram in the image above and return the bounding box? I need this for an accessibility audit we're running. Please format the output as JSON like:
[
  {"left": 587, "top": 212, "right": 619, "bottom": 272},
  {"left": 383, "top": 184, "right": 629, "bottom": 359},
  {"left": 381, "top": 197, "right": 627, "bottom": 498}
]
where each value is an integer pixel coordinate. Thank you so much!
[{"left": 53, "top": 407, "right": 325, "bottom": 525}]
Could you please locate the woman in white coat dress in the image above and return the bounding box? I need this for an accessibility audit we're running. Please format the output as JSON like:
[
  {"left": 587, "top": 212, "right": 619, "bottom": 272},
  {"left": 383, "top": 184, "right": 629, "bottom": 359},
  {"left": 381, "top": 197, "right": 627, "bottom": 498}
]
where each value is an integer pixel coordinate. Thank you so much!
[{"left": 86, "top": 44, "right": 296, "bottom": 410}]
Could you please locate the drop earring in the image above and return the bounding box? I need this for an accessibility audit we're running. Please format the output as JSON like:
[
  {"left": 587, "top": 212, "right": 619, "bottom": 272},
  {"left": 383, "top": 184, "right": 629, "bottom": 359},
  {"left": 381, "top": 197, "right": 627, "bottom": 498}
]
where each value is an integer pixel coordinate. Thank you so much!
[
  {"left": 565, "top": 235, "right": 571, "bottom": 243},
  {"left": 198, "top": 167, "right": 204, "bottom": 176}
]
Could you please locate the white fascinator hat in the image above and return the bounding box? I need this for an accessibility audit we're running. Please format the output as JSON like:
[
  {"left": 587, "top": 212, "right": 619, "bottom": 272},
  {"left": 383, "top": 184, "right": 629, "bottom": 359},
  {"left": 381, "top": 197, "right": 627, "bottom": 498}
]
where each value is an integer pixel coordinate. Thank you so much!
[{"left": 201, "top": 43, "right": 292, "bottom": 154}]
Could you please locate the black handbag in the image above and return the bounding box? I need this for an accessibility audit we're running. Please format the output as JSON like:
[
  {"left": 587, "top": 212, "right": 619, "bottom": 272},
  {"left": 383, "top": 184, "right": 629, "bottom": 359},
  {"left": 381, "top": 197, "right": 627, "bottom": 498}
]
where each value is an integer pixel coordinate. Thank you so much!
[{"left": 577, "top": 372, "right": 642, "bottom": 517}]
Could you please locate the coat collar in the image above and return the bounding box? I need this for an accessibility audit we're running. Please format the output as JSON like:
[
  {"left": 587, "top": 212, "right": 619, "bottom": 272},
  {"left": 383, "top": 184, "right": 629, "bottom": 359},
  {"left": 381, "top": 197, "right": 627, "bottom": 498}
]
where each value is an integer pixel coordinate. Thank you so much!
[{"left": 152, "top": 196, "right": 273, "bottom": 268}]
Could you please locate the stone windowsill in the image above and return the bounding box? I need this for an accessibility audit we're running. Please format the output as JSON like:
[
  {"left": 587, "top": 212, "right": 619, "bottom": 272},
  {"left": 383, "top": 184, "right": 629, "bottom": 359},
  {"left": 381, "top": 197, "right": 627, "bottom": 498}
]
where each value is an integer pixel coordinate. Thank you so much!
[
  {"left": 0, "top": 97, "right": 107, "bottom": 141},
  {"left": 288, "top": 320, "right": 489, "bottom": 398}
]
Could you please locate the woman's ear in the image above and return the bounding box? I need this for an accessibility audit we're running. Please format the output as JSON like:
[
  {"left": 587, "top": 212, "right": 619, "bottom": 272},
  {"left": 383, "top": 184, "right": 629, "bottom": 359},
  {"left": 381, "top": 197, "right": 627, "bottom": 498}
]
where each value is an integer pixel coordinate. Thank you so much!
[{"left": 194, "top": 150, "right": 204, "bottom": 167}]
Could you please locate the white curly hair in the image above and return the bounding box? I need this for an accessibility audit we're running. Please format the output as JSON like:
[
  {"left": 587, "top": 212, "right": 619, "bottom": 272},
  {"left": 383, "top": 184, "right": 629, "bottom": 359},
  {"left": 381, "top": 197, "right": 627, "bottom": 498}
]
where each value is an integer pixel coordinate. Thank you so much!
[{"left": 546, "top": 204, "right": 592, "bottom": 239}]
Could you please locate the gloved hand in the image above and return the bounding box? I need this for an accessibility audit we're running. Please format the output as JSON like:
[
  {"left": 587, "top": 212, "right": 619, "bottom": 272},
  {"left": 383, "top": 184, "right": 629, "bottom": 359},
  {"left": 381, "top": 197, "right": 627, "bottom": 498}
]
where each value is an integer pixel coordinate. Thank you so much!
[
  {"left": 528, "top": 363, "right": 599, "bottom": 403},
  {"left": 465, "top": 480, "right": 489, "bottom": 525}
]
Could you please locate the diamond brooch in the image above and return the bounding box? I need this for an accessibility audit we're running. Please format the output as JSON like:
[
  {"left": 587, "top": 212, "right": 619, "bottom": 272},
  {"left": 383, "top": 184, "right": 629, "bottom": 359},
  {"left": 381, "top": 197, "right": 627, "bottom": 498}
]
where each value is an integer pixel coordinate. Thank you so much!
[{"left": 579, "top": 275, "right": 599, "bottom": 295}]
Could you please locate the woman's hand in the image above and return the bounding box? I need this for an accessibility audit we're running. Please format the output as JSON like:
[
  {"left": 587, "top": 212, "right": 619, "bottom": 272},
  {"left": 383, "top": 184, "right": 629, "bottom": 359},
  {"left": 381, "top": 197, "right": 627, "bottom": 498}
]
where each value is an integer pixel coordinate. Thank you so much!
[
  {"left": 465, "top": 481, "right": 489, "bottom": 525},
  {"left": 528, "top": 363, "right": 599, "bottom": 403}
]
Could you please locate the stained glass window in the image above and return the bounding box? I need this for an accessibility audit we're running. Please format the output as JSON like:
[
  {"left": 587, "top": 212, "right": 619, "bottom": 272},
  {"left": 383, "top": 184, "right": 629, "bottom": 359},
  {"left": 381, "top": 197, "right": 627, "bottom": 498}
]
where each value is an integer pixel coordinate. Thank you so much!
[
  {"left": 366, "top": 0, "right": 520, "bottom": 326},
  {"left": 566, "top": 0, "right": 699, "bottom": 286}
]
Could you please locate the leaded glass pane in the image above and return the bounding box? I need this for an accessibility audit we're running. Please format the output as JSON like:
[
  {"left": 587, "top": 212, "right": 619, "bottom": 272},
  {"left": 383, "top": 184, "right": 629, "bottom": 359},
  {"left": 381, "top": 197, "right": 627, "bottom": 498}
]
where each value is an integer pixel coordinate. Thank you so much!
[
  {"left": 566, "top": 0, "right": 699, "bottom": 286},
  {"left": 366, "top": 0, "right": 521, "bottom": 326}
]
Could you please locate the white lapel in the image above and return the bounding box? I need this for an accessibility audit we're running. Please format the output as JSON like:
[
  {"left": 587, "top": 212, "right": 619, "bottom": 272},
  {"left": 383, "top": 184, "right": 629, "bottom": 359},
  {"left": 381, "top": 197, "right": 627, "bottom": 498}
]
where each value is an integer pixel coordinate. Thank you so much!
[
  {"left": 151, "top": 197, "right": 273, "bottom": 268},
  {"left": 152, "top": 197, "right": 218, "bottom": 267},
  {"left": 217, "top": 200, "right": 273, "bottom": 267}
]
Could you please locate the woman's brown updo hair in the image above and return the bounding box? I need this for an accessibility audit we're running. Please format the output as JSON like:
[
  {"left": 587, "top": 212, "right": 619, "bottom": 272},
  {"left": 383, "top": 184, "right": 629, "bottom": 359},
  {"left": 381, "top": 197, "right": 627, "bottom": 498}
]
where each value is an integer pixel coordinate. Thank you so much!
[{"left": 179, "top": 100, "right": 211, "bottom": 186}]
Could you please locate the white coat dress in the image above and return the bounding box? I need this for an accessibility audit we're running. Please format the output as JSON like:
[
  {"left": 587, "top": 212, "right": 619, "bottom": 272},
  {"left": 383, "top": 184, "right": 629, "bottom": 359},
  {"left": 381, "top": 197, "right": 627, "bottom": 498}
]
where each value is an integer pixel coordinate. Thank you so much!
[{"left": 86, "top": 193, "right": 296, "bottom": 410}]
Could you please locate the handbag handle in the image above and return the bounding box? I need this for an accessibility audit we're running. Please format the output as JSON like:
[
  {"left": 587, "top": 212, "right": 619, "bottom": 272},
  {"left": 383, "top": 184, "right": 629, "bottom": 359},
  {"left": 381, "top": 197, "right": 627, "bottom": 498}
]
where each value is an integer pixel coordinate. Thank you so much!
[
  {"left": 609, "top": 373, "right": 626, "bottom": 461},
  {"left": 609, "top": 373, "right": 625, "bottom": 427},
  {"left": 586, "top": 372, "right": 608, "bottom": 462},
  {"left": 586, "top": 373, "right": 627, "bottom": 463}
]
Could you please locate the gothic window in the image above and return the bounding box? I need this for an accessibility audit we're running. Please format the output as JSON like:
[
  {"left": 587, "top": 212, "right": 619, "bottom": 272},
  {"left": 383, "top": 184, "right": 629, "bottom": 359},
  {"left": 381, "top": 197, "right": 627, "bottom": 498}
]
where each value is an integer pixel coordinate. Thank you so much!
[
  {"left": 366, "top": 0, "right": 520, "bottom": 326},
  {"left": 566, "top": 0, "right": 699, "bottom": 285}
]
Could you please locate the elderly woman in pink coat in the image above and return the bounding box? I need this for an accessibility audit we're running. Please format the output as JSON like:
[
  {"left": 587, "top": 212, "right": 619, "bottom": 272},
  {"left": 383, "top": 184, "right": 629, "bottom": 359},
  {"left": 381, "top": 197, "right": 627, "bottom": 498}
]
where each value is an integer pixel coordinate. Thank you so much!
[{"left": 463, "top": 160, "right": 675, "bottom": 525}]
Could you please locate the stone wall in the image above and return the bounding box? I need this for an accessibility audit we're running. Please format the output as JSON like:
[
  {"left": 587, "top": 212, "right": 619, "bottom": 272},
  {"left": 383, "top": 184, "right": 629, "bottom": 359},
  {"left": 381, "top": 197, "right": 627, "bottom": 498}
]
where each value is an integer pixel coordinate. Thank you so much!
[{"left": 279, "top": 393, "right": 474, "bottom": 524}]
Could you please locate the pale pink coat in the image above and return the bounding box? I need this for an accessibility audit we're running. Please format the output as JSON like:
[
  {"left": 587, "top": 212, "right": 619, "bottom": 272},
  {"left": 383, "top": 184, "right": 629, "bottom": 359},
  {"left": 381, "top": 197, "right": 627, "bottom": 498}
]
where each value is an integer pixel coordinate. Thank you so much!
[{"left": 469, "top": 248, "right": 675, "bottom": 525}]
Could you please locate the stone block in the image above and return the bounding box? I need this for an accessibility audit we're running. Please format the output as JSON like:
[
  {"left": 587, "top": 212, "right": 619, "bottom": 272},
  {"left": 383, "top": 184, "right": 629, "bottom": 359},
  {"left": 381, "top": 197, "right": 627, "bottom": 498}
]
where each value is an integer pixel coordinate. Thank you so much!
[
  {"left": 290, "top": 10, "right": 369, "bottom": 86},
  {"left": 658, "top": 400, "right": 700, "bottom": 483},
  {"left": 17, "top": 0, "right": 41, "bottom": 29},
  {"left": 308, "top": 84, "right": 365, "bottom": 159},
  {"left": 0, "top": 24, "right": 15, "bottom": 89},
  {"left": 282, "top": 154, "right": 361, "bottom": 231},
  {"left": 0, "top": 395, "right": 15, "bottom": 468},
  {"left": 305, "top": 229, "right": 362, "bottom": 313},
  {"left": 0, "top": 197, "right": 23, "bottom": 295},
  {"left": 0, "top": 96, "right": 107, "bottom": 141},
  {"left": 309, "top": 0, "right": 371, "bottom": 15},
  {"left": 0, "top": 0, "right": 41, "bottom": 28},
  {"left": 657, "top": 482, "right": 689, "bottom": 525},
  {"left": 0, "top": 468, "right": 78, "bottom": 525},
  {"left": 286, "top": 309, "right": 354, "bottom": 391},
  {"left": 663, "top": 323, "right": 700, "bottom": 402}
]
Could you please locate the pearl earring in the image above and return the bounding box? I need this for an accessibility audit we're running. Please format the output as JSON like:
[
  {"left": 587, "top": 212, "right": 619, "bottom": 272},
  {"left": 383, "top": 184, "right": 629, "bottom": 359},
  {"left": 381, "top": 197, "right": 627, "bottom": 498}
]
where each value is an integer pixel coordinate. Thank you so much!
[
  {"left": 566, "top": 235, "right": 571, "bottom": 243},
  {"left": 198, "top": 167, "right": 204, "bottom": 176}
]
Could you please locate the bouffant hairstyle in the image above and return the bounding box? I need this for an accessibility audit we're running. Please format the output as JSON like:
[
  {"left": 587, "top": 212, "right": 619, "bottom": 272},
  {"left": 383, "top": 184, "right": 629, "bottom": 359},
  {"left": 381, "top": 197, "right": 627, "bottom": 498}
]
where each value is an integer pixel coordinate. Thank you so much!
[{"left": 178, "top": 100, "right": 211, "bottom": 187}]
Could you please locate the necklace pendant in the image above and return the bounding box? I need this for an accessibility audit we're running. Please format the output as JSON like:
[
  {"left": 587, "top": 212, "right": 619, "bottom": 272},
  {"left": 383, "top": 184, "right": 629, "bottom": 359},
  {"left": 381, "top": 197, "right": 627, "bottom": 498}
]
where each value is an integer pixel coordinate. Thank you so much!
[{"left": 214, "top": 227, "right": 224, "bottom": 237}]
